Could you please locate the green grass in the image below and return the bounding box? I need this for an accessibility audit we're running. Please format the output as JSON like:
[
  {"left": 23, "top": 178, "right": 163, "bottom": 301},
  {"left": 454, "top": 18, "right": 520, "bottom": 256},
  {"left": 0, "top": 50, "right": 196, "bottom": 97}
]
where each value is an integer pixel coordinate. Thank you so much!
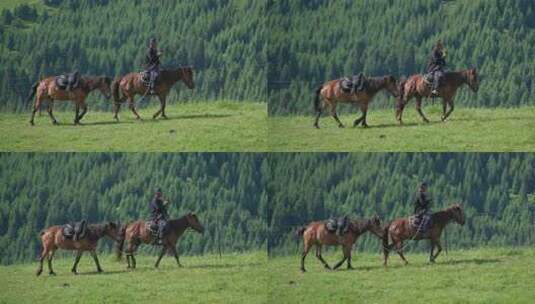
[
  {"left": 268, "top": 247, "right": 535, "bottom": 304},
  {"left": 0, "top": 252, "right": 267, "bottom": 304},
  {"left": 0, "top": 101, "right": 267, "bottom": 152},
  {"left": 268, "top": 106, "right": 535, "bottom": 151}
]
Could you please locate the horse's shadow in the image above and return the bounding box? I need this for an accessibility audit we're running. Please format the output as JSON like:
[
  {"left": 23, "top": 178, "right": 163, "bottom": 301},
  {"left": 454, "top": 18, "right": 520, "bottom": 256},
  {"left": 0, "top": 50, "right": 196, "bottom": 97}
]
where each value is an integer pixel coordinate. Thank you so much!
[
  {"left": 75, "top": 270, "right": 129, "bottom": 276},
  {"left": 437, "top": 258, "right": 501, "bottom": 266},
  {"left": 187, "top": 262, "right": 263, "bottom": 270}
]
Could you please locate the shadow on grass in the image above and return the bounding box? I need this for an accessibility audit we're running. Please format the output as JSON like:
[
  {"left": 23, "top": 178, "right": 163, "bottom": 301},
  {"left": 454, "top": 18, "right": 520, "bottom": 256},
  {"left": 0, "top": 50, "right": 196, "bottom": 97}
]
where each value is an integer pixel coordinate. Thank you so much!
[
  {"left": 188, "top": 262, "right": 263, "bottom": 269},
  {"left": 438, "top": 258, "right": 501, "bottom": 266},
  {"left": 76, "top": 269, "right": 129, "bottom": 276}
]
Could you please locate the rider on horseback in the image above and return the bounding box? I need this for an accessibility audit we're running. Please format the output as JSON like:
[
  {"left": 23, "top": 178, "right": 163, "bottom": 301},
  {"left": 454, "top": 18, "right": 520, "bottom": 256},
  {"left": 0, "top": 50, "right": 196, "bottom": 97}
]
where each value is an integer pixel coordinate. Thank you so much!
[
  {"left": 149, "top": 188, "right": 169, "bottom": 245},
  {"left": 414, "top": 182, "right": 432, "bottom": 233},
  {"left": 145, "top": 38, "right": 162, "bottom": 94},
  {"left": 427, "top": 40, "right": 447, "bottom": 96}
]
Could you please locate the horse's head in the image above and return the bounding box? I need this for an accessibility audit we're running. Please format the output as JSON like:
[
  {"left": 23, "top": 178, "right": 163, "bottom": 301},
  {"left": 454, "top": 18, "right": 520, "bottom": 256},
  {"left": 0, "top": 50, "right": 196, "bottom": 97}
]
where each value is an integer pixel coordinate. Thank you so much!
[
  {"left": 180, "top": 67, "right": 195, "bottom": 89},
  {"left": 466, "top": 68, "right": 479, "bottom": 93},
  {"left": 449, "top": 203, "right": 465, "bottom": 226},
  {"left": 186, "top": 212, "right": 204, "bottom": 233},
  {"left": 383, "top": 75, "right": 399, "bottom": 98},
  {"left": 104, "top": 221, "right": 120, "bottom": 241},
  {"left": 366, "top": 215, "right": 384, "bottom": 238},
  {"left": 97, "top": 76, "right": 112, "bottom": 99}
]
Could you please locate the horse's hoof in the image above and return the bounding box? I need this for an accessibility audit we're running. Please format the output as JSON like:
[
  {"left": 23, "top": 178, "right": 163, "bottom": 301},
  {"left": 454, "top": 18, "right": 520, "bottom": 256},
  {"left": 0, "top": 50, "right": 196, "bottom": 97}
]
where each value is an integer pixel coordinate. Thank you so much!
[
  {"left": 300, "top": 268, "right": 306, "bottom": 273},
  {"left": 338, "top": 125, "right": 345, "bottom": 128},
  {"left": 49, "top": 272, "right": 56, "bottom": 276},
  {"left": 423, "top": 119, "right": 430, "bottom": 123},
  {"left": 97, "top": 269, "right": 103, "bottom": 273},
  {"left": 313, "top": 125, "right": 319, "bottom": 129},
  {"left": 29, "top": 121, "right": 35, "bottom": 126},
  {"left": 72, "top": 270, "right": 78, "bottom": 275},
  {"left": 36, "top": 270, "right": 42, "bottom": 276},
  {"left": 362, "top": 124, "right": 369, "bottom": 128},
  {"left": 52, "top": 121, "right": 58, "bottom": 125},
  {"left": 162, "top": 115, "right": 168, "bottom": 120}
]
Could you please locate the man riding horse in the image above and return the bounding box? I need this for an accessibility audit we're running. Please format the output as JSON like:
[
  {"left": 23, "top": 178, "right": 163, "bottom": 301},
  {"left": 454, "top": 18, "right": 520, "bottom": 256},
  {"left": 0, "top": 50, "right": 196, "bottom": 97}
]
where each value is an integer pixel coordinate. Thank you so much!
[
  {"left": 427, "top": 40, "right": 447, "bottom": 96},
  {"left": 145, "top": 38, "right": 163, "bottom": 94},
  {"left": 149, "top": 188, "right": 169, "bottom": 245},
  {"left": 413, "top": 182, "right": 432, "bottom": 234}
]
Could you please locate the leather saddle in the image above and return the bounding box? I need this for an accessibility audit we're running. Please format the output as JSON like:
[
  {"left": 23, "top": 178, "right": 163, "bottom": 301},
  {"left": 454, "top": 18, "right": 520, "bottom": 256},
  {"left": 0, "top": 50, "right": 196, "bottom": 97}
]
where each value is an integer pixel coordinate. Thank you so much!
[
  {"left": 63, "top": 220, "right": 88, "bottom": 241},
  {"left": 340, "top": 74, "right": 366, "bottom": 94},
  {"left": 140, "top": 70, "right": 160, "bottom": 87},
  {"left": 409, "top": 214, "right": 432, "bottom": 234},
  {"left": 422, "top": 73, "right": 433, "bottom": 84},
  {"left": 55, "top": 72, "right": 80, "bottom": 90},
  {"left": 325, "top": 217, "right": 350, "bottom": 235}
]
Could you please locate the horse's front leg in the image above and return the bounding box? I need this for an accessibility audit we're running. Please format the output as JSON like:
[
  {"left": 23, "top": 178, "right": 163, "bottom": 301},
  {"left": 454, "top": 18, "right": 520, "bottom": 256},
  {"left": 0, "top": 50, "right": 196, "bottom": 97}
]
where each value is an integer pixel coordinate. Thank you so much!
[
  {"left": 77, "top": 102, "right": 88, "bottom": 122},
  {"left": 442, "top": 97, "right": 455, "bottom": 121},
  {"left": 47, "top": 249, "right": 57, "bottom": 275},
  {"left": 396, "top": 96, "right": 407, "bottom": 125},
  {"left": 153, "top": 95, "right": 168, "bottom": 119},
  {"left": 345, "top": 246, "right": 354, "bottom": 269},
  {"left": 71, "top": 251, "right": 83, "bottom": 274},
  {"left": 329, "top": 104, "right": 344, "bottom": 128},
  {"left": 90, "top": 250, "right": 103, "bottom": 273},
  {"left": 46, "top": 100, "right": 58, "bottom": 125},
  {"left": 301, "top": 241, "right": 312, "bottom": 272},
  {"left": 154, "top": 246, "right": 167, "bottom": 268},
  {"left": 74, "top": 102, "right": 81, "bottom": 124},
  {"left": 352, "top": 103, "right": 365, "bottom": 127},
  {"left": 432, "top": 240, "right": 442, "bottom": 262},
  {"left": 171, "top": 246, "right": 182, "bottom": 267},
  {"left": 415, "top": 97, "right": 430, "bottom": 123},
  {"left": 429, "top": 241, "right": 435, "bottom": 263}
]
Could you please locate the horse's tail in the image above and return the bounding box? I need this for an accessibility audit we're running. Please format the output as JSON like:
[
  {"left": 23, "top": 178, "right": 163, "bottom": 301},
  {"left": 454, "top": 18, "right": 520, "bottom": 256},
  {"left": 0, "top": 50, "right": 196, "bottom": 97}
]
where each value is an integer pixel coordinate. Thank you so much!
[
  {"left": 398, "top": 76, "right": 407, "bottom": 101},
  {"left": 27, "top": 81, "right": 39, "bottom": 105},
  {"left": 111, "top": 77, "right": 122, "bottom": 103},
  {"left": 313, "top": 85, "right": 323, "bottom": 113},
  {"left": 296, "top": 226, "right": 306, "bottom": 238},
  {"left": 115, "top": 224, "right": 127, "bottom": 260},
  {"left": 382, "top": 223, "right": 391, "bottom": 251}
]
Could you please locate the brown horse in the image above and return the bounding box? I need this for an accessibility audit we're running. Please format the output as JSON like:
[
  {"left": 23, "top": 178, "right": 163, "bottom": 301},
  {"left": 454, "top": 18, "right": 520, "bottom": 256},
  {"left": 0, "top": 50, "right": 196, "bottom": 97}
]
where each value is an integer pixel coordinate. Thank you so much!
[
  {"left": 382, "top": 203, "right": 465, "bottom": 266},
  {"left": 111, "top": 67, "right": 195, "bottom": 121},
  {"left": 296, "top": 216, "right": 383, "bottom": 272},
  {"left": 313, "top": 75, "right": 399, "bottom": 128},
  {"left": 36, "top": 221, "right": 119, "bottom": 276},
  {"left": 396, "top": 68, "right": 479, "bottom": 124},
  {"left": 28, "top": 75, "right": 112, "bottom": 125},
  {"left": 116, "top": 213, "right": 204, "bottom": 269}
]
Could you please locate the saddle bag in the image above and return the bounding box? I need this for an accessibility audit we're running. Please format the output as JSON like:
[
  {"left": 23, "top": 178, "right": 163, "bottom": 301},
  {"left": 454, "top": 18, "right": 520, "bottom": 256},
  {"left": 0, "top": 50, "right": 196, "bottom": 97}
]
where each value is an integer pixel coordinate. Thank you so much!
[{"left": 62, "top": 220, "right": 87, "bottom": 240}]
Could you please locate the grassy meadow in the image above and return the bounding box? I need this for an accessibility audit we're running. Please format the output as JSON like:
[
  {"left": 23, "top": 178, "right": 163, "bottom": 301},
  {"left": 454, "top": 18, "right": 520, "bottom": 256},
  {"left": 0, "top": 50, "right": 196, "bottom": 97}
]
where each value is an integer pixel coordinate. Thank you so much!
[
  {"left": 0, "top": 101, "right": 267, "bottom": 152},
  {"left": 268, "top": 247, "right": 535, "bottom": 304},
  {"left": 0, "top": 252, "right": 267, "bottom": 304},
  {"left": 268, "top": 106, "right": 535, "bottom": 152}
]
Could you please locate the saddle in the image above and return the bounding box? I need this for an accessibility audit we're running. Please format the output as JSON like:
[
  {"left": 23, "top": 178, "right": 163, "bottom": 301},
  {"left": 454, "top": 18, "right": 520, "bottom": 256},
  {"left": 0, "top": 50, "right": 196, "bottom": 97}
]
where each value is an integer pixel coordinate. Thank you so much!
[
  {"left": 62, "top": 220, "right": 88, "bottom": 241},
  {"left": 422, "top": 73, "right": 433, "bottom": 84},
  {"left": 409, "top": 214, "right": 432, "bottom": 234},
  {"left": 340, "top": 74, "right": 367, "bottom": 94},
  {"left": 325, "top": 217, "right": 350, "bottom": 235},
  {"left": 55, "top": 72, "right": 80, "bottom": 91},
  {"left": 140, "top": 70, "right": 160, "bottom": 87}
]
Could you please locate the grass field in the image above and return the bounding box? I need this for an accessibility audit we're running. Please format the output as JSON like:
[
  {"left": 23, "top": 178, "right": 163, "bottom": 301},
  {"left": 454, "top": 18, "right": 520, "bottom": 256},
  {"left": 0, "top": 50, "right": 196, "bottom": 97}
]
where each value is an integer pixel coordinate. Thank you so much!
[
  {"left": 268, "top": 247, "right": 535, "bottom": 304},
  {"left": 0, "top": 252, "right": 266, "bottom": 304},
  {"left": 268, "top": 106, "right": 535, "bottom": 151},
  {"left": 0, "top": 101, "right": 267, "bottom": 152}
]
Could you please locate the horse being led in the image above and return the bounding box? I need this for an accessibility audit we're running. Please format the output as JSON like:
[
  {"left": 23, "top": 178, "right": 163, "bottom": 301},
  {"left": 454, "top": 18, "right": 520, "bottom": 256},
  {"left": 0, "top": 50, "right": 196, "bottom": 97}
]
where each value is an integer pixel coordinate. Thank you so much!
[
  {"left": 28, "top": 75, "right": 112, "bottom": 125},
  {"left": 116, "top": 213, "right": 204, "bottom": 269},
  {"left": 36, "top": 221, "right": 119, "bottom": 276},
  {"left": 296, "top": 216, "right": 383, "bottom": 272},
  {"left": 313, "top": 75, "right": 398, "bottom": 128},
  {"left": 382, "top": 203, "right": 465, "bottom": 266},
  {"left": 396, "top": 69, "right": 479, "bottom": 124},
  {"left": 111, "top": 67, "right": 195, "bottom": 120}
]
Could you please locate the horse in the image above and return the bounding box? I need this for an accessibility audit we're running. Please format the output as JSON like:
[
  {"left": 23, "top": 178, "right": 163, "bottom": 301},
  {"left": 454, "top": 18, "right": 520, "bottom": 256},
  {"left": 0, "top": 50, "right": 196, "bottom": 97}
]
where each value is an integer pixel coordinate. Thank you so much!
[
  {"left": 111, "top": 67, "right": 195, "bottom": 121},
  {"left": 382, "top": 203, "right": 465, "bottom": 266},
  {"left": 36, "top": 221, "right": 119, "bottom": 276},
  {"left": 395, "top": 68, "right": 479, "bottom": 124},
  {"left": 116, "top": 213, "right": 204, "bottom": 269},
  {"left": 313, "top": 75, "right": 399, "bottom": 128},
  {"left": 28, "top": 75, "right": 112, "bottom": 125},
  {"left": 296, "top": 216, "right": 383, "bottom": 272}
]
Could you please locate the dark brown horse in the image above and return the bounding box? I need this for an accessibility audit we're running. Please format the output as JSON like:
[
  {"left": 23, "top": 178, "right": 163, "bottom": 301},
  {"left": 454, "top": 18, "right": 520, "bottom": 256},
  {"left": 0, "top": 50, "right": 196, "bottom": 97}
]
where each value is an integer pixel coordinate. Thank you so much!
[
  {"left": 313, "top": 75, "right": 399, "bottom": 128},
  {"left": 111, "top": 67, "right": 195, "bottom": 121},
  {"left": 36, "top": 221, "right": 119, "bottom": 276},
  {"left": 28, "top": 75, "right": 112, "bottom": 125},
  {"left": 382, "top": 203, "right": 465, "bottom": 266},
  {"left": 296, "top": 216, "right": 383, "bottom": 272},
  {"left": 396, "top": 68, "right": 479, "bottom": 124},
  {"left": 116, "top": 213, "right": 204, "bottom": 269}
]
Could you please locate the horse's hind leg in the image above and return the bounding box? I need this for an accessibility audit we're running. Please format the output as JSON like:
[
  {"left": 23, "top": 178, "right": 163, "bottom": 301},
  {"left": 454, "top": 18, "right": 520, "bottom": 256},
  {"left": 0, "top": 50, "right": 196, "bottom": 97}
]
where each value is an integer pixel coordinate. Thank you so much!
[
  {"left": 77, "top": 102, "right": 88, "bottom": 122},
  {"left": 90, "top": 250, "right": 103, "bottom": 273},
  {"left": 153, "top": 95, "right": 167, "bottom": 119},
  {"left": 36, "top": 245, "right": 48, "bottom": 276},
  {"left": 300, "top": 241, "right": 312, "bottom": 272},
  {"left": 47, "top": 249, "right": 56, "bottom": 275},
  {"left": 74, "top": 103, "right": 80, "bottom": 124},
  {"left": 395, "top": 242, "right": 409, "bottom": 265},
  {"left": 71, "top": 251, "right": 83, "bottom": 274},
  {"left": 333, "top": 246, "right": 351, "bottom": 270},
  {"left": 330, "top": 105, "right": 345, "bottom": 128},
  {"left": 47, "top": 100, "right": 58, "bottom": 125},
  {"left": 154, "top": 246, "right": 167, "bottom": 268},
  {"left": 313, "top": 99, "right": 324, "bottom": 129},
  {"left": 315, "top": 246, "right": 331, "bottom": 270},
  {"left": 415, "top": 97, "right": 429, "bottom": 123},
  {"left": 127, "top": 97, "right": 141, "bottom": 120},
  {"left": 113, "top": 102, "right": 122, "bottom": 121}
]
